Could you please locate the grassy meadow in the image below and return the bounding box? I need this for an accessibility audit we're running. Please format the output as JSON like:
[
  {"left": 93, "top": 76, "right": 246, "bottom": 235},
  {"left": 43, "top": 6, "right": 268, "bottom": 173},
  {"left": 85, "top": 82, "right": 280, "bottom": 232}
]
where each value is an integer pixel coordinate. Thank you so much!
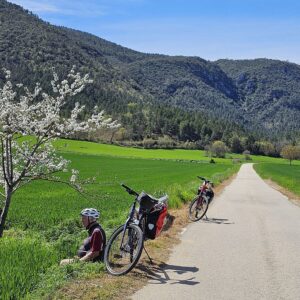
[
  {"left": 254, "top": 162, "right": 300, "bottom": 196},
  {"left": 1, "top": 138, "right": 299, "bottom": 299},
  {"left": 1, "top": 140, "right": 241, "bottom": 299},
  {"left": 53, "top": 139, "right": 287, "bottom": 163}
]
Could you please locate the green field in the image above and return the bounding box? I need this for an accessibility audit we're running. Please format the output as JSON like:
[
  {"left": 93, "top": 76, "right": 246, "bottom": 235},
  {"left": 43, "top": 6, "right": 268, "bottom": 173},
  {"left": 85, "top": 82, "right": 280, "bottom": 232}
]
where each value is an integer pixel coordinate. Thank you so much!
[
  {"left": 1, "top": 140, "right": 241, "bottom": 300},
  {"left": 1, "top": 139, "right": 299, "bottom": 299},
  {"left": 254, "top": 163, "right": 300, "bottom": 196},
  {"left": 10, "top": 153, "right": 238, "bottom": 230},
  {"left": 54, "top": 139, "right": 287, "bottom": 163}
]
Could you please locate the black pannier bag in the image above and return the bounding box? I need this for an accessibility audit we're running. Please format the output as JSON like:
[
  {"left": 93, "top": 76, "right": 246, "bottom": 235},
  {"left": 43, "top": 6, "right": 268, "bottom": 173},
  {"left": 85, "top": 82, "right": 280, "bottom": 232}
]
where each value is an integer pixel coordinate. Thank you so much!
[
  {"left": 145, "top": 205, "right": 167, "bottom": 240},
  {"left": 138, "top": 192, "right": 158, "bottom": 212},
  {"left": 205, "top": 189, "right": 214, "bottom": 203}
]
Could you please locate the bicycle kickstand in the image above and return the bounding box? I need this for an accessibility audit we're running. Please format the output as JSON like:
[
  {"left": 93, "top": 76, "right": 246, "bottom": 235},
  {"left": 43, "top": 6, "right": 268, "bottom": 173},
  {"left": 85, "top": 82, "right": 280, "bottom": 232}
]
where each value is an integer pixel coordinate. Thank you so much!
[{"left": 143, "top": 245, "right": 153, "bottom": 265}]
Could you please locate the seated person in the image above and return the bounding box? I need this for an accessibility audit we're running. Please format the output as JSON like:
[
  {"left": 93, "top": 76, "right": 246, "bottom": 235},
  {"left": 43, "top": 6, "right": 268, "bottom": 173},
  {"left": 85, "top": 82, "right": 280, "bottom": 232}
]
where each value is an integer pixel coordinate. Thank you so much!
[{"left": 60, "top": 208, "right": 106, "bottom": 265}]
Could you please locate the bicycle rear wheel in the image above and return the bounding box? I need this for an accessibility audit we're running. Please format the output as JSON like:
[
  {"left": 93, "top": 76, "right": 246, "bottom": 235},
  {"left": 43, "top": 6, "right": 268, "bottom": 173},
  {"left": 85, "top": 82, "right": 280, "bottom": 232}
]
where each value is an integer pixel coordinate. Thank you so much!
[
  {"left": 188, "top": 195, "right": 209, "bottom": 221},
  {"left": 104, "top": 223, "right": 144, "bottom": 276}
]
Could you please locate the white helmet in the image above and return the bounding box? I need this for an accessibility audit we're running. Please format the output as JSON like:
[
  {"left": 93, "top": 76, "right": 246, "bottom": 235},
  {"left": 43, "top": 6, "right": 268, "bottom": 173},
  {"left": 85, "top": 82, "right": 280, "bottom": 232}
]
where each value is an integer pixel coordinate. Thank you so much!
[{"left": 80, "top": 208, "right": 100, "bottom": 219}]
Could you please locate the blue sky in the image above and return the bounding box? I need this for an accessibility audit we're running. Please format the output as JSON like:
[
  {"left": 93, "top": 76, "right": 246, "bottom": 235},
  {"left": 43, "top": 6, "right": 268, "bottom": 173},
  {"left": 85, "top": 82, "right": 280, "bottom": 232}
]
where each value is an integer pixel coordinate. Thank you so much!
[{"left": 9, "top": 0, "right": 300, "bottom": 64}]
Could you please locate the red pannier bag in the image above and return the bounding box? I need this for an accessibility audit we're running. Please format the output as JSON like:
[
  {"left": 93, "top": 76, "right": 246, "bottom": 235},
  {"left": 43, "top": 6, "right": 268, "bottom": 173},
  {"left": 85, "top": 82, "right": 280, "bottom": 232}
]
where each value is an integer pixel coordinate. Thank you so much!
[{"left": 145, "top": 205, "right": 167, "bottom": 240}]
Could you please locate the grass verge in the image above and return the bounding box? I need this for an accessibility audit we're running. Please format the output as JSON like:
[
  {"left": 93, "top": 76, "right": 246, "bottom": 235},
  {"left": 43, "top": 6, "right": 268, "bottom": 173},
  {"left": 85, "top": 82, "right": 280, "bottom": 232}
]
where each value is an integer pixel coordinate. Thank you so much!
[
  {"left": 254, "top": 163, "right": 300, "bottom": 197},
  {"left": 36, "top": 173, "right": 237, "bottom": 300}
]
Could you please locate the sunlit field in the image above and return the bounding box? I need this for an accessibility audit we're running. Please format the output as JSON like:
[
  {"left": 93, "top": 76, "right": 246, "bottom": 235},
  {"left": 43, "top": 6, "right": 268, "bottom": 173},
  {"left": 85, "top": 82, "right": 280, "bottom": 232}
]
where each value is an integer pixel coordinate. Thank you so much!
[
  {"left": 254, "top": 163, "right": 300, "bottom": 196},
  {"left": 1, "top": 141, "right": 240, "bottom": 299}
]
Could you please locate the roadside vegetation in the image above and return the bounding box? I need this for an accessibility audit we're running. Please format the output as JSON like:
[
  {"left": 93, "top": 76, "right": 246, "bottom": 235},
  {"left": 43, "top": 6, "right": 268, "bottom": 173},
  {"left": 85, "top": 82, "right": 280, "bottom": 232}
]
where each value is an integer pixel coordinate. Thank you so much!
[
  {"left": 0, "top": 137, "right": 299, "bottom": 299},
  {"left": 1, "top": 141, "right": 240, "bottom": 300},
  {"left": 1, "top": 137, "right": 299, "bottom": 299},
  {"left": 254, "top": 162, "right": 300, "bottom": 197}
]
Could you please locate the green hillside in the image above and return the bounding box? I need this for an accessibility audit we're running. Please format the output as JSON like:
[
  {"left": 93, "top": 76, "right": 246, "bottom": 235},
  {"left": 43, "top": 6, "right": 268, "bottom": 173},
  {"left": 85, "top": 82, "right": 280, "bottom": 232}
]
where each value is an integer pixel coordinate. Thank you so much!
[
  {"left": 216, "top": 59, "right": 300, "bottom": 137},
  {"left": 0, "top": 0, "right": 299, "bottom": 142}
]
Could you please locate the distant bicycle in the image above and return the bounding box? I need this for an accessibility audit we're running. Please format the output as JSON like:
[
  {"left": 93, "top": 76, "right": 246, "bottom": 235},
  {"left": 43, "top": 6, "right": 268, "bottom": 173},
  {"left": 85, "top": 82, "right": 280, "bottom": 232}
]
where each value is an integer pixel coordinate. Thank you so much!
[
  {"left": 189, "top": 176, "right": 214, "bottom": 222},
  {"left": 104, "top": 184, "right": 168, "bottom": 276}
]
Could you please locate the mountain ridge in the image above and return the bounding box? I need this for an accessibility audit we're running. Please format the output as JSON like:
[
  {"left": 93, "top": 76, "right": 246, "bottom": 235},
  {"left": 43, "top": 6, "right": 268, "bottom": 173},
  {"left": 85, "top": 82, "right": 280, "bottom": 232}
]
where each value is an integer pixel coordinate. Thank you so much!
[{"left": 0, "top": 0, "right": 299, "bottom": 141}]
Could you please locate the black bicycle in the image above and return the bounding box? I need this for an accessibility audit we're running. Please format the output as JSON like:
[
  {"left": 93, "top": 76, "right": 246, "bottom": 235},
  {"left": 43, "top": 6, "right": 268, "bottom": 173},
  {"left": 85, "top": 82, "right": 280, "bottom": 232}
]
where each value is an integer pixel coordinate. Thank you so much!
[
  {"left": 188, "top": 176, "right": 214, "bottom": 222},
  {"left": 104, "top": 184, "right": 168, "bottom": 276}
]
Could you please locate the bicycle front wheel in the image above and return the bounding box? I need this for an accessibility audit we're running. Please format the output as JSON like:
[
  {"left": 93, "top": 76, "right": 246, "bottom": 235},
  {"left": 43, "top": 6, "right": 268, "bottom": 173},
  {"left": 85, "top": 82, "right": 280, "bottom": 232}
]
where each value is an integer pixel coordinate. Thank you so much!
[
  {"left": 104, "top": 223, "right": 144, "bottom": 276},
  {"left": 188, "top": 195, "right": 209, "bottom": 221}
]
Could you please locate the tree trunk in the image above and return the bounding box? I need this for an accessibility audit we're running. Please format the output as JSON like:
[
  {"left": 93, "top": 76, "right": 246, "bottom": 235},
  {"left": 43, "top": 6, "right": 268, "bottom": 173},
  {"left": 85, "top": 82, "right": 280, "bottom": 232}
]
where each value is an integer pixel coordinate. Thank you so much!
[
  {"left": 110, "top": 130, "right": 116, "bottom": 144},
  {"left": 0, "top": 188, "right": 12, "bottom": 238}
]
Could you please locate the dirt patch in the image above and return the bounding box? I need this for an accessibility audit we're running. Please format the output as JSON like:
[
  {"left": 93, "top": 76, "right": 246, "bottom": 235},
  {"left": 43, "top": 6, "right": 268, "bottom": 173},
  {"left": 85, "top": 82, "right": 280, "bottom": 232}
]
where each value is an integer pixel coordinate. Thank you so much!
[
  {"left": 53, "top": 175, "right": 235, "bottom": 300},
  {"left": 264, "top": 179, "right": 300, "bottom": 207}
]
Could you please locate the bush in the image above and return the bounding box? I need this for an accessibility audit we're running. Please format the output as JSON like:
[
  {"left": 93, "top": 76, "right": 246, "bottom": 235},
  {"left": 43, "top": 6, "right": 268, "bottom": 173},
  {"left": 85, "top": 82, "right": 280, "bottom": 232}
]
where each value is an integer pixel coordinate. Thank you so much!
[
  {"left": 211, "top": 141, "right": 228, "bottom": 158},
  {"left": 243, "top": 150, "right": 252, "bottom": 160}
]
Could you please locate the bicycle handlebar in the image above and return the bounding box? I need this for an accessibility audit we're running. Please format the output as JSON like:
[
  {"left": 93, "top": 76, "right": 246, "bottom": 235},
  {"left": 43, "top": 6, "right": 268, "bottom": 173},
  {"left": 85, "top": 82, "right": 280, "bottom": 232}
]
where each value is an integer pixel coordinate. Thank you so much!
[
  {"left": 197, "top": 176, "right": 213, "bottom": 184},
  {"left": 121, "top": 183, "right": 139, "bottom": 197}
]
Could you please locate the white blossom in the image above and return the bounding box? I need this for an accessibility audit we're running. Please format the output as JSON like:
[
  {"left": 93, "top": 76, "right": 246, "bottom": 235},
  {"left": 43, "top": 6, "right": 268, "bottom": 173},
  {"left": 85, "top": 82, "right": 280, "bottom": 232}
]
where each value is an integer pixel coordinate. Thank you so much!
[{"left": 0, "top": 68, "right": 120, "bottom": 194}]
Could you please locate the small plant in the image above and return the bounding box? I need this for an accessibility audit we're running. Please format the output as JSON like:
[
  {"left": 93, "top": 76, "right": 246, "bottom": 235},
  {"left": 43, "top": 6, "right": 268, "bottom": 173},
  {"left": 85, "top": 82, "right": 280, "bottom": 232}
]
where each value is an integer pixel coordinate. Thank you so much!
[{"left": 232, "top": 158, "right": 242, "bottom": 164}]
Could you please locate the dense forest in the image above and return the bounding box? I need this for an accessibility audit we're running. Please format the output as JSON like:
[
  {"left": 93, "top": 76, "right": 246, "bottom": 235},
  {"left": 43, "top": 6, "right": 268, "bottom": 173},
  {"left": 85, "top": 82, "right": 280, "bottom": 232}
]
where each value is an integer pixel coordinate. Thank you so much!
[{"left": 0, "top": 0, "right": 299, "bottom": 155}]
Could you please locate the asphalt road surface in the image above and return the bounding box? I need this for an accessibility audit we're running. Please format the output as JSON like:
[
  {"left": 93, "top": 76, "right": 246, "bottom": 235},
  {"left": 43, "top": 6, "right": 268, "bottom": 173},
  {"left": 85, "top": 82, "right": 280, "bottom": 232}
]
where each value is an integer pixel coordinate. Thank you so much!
[{"left": 132, "top": 163, "right": 300, "bottom": 300}]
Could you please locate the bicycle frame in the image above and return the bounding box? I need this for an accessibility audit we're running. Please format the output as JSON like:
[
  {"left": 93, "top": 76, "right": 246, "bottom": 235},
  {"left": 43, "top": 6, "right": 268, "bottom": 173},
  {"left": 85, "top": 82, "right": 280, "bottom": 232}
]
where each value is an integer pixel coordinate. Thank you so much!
[
  {"left": 120, "top": 200, "right": 138, "bottom": 251},
  {"left": 105, "top": 184, "right": 168, "bottom": 275},
  {"left": 118, "top": 183, "right": 167, "bottom": 253},
  {"left": 196, "top": 176, "right": 214, "bottom": 206}
]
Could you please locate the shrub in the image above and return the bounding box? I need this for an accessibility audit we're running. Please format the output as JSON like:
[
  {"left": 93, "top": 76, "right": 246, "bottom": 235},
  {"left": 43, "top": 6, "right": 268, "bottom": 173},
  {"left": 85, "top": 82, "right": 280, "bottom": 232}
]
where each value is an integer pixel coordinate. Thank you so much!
[
  {"left": 211, "top": 141, "right": 228, "bottom": 158},
  {"left": 243, "top": 150, "right": 252, "bottom": 160}
]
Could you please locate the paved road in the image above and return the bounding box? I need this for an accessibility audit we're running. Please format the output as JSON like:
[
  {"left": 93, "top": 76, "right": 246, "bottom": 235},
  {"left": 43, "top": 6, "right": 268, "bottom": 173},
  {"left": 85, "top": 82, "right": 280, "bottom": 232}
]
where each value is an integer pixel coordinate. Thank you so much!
[{"left": 132, "top": 163, "right": 300, "bottom": 300}]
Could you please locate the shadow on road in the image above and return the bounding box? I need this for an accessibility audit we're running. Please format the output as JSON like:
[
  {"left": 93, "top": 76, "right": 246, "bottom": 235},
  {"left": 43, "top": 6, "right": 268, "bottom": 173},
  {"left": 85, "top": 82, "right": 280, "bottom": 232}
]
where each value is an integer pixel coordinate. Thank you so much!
[
  {"left": 136, "top": 261, "right": 200, "bottom": 286},
  {"left": 201, "top": 217, "right": 235, "bottom": 225}
]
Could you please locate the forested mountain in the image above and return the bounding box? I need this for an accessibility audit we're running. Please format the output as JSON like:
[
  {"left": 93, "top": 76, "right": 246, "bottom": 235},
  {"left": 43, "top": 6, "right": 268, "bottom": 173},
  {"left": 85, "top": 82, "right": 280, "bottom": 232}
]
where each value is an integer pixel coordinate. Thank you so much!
[
  {"left": 215, "top": 59, "right": 300, "bottom": 137},
  {"left": 0, "top": 0, "right": 299, "bottom": 148}
]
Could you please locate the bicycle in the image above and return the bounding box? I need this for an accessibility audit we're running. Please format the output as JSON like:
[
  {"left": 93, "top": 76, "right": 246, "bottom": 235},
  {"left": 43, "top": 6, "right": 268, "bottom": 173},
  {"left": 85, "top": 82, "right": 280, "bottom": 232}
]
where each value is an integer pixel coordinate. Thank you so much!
[
  {"left": 188, "top": 176, "right": 214, "bottom": 222},
  {"left": 104, "top": 184, "right": 168, "bottom": 276}
]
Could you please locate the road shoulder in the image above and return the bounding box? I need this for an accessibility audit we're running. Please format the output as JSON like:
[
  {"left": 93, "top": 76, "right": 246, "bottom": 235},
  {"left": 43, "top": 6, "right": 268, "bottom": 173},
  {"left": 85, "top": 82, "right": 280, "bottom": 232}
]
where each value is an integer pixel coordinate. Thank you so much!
[
  {"left": 264, "top": 179, "right": 300, "bottom": 207},
  {"left": 53, "top": 174, "right": 237, "bottom": 300}
]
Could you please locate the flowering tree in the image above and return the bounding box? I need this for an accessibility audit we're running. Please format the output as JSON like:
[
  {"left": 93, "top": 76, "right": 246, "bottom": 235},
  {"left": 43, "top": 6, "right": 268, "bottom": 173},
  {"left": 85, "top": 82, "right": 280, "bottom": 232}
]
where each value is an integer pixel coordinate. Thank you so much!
[{"left": 0, "top": 68, "right": 119, "bottom": 237}]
